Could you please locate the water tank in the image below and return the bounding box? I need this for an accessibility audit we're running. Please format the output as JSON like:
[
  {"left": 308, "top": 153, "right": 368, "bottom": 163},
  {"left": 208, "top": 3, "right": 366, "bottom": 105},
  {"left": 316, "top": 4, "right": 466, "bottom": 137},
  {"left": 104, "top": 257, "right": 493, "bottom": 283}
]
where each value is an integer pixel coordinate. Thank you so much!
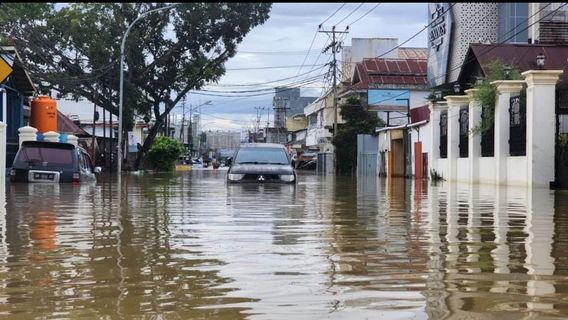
[{"left": 31, "top": 96, "right": 57, "bottom": 133}]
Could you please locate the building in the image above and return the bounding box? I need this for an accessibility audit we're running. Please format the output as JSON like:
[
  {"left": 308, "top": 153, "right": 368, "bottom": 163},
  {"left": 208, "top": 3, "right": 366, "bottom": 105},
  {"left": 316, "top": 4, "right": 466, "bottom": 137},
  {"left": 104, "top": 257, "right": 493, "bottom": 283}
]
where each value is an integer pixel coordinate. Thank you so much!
[
  {"left": 0, "top": 46, "right": 36, "bottom": 168},
  {"left": 272, "top": 87, "right": 317, "bottom": 128},
  {"left": 428, "top": 2, "right": 568, "bottom": 88},
  {"left": 204, "top": 130, "right": 240, "bottom": 151}
]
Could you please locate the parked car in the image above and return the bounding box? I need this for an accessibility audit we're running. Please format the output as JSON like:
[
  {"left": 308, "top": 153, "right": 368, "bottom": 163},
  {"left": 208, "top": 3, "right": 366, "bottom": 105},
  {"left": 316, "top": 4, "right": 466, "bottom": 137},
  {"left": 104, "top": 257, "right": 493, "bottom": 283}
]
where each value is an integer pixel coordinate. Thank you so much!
[
  {"left": 296, "top": 151, "right": 317, "bottom": 170},
  {"left": 226, "top": 143, "right": 296, "bottom": 184},
  {"left": 10, "top": 140, "right": 102, "bottom": 183}
]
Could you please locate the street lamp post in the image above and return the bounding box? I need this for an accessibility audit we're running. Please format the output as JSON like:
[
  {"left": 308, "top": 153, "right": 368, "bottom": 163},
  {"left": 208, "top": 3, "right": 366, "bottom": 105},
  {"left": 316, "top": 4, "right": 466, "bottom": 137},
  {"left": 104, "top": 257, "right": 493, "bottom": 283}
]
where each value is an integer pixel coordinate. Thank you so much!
[
  {"left": 118, "top": 4, "right": 176, "bottom": 181},
  {"left": 396, "top": 98, "right": 411, "bottom": 124},
  {"left": 188, "top": 100, "right": 211, "bottom": 157}
]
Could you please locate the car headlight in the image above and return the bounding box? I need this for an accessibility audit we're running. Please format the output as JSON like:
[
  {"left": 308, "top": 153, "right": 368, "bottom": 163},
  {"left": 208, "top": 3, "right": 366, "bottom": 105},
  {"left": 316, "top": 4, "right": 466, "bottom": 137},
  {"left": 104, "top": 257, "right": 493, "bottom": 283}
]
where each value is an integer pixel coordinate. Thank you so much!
[
  {"left": 228, "top": 173, "right": 244, "bottom": 181},
  {"left": 279, "top": 174, "right": 295, "bottom": 182}
]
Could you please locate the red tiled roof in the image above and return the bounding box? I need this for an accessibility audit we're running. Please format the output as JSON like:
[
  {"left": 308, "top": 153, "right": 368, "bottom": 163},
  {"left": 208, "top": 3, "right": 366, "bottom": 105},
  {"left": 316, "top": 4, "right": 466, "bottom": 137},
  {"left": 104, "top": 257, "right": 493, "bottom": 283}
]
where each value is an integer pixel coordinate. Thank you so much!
[{"left": 351, "top": 58, "right": 428, "bottom": 90}]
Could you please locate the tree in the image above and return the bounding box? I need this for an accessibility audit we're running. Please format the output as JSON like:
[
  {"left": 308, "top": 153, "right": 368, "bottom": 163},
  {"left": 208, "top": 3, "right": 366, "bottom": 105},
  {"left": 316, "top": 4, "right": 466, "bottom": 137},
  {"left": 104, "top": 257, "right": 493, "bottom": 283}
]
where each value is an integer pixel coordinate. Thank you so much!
[
  {"left": 147, "top": 136, "right": 186, "bottom": 171},
  {"left": 0, "top": 3, "right": 272, "bottom": 170},
  {"left": 332, "top": 97, "right": 383, "bottom": 175}
]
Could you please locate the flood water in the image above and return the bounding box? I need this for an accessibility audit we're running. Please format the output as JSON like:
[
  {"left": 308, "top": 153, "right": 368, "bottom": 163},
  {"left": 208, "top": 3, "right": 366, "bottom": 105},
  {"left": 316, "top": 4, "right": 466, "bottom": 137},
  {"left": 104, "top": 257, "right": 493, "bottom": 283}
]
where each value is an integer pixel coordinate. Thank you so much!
[{"left": 2, "top": 170, "right": 568, "bottom": 319}]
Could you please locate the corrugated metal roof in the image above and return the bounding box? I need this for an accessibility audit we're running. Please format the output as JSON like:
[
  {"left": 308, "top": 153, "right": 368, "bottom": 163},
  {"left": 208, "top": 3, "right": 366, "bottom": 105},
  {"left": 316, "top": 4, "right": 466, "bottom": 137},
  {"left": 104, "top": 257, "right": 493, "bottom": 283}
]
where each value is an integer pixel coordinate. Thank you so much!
[
  {"left": 57, "top": 111, "right": 90, "bottom": 136},
  {"left": 410, "top": 105, "right": 430, "bottom": 123},
  {"left": 398, "top": 47, "right": 429, "bottom": 60},
  {"left": 464, "top": 43, "right": 568, "bottom": 85},
  {"left": 351, "top": 58, "right": 428, "bottom": 89}
]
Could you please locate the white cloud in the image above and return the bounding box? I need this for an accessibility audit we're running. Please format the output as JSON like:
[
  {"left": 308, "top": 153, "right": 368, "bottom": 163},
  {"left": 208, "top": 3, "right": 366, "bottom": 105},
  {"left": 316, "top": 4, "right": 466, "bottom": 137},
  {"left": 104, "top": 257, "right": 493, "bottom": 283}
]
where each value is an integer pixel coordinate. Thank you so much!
[{"left": 57, "top": 3, "right": 429, "bottom": 132}]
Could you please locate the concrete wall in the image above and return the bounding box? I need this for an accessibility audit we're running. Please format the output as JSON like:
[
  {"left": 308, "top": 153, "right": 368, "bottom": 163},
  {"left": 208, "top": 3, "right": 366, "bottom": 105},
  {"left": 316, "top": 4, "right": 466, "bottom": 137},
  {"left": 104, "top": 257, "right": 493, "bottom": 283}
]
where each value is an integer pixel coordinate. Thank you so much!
[
  {"left": 429, "top": 70, "right": 563, "bottom": 188},
  {"left": 479, "top": 157, "right": 496, "bottom": 184},
  {"left": 507, "top": 156, "right": 527, "bottom": 186},
  {"left": 456, "top": 158, "right": 470, "bottom": 182}
]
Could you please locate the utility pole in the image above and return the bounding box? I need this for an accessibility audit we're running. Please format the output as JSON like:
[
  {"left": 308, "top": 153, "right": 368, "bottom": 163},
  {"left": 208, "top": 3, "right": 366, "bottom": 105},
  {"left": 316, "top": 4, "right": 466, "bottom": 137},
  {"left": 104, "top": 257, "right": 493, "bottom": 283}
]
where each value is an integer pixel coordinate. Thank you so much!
[
  {"left": 319, "top": 25, "right": 348, "bottom": 138},
  {"left": 180, "top": 96, "right": 186, "bottom": 144}
]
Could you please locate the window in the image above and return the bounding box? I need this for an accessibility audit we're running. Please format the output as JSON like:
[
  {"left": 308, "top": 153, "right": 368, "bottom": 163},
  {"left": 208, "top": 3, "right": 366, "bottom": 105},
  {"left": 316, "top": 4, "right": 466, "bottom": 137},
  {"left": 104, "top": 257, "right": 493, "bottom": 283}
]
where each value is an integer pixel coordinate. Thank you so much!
[
  {"left": 14, "top": 146, "right": 74, "bottom": 168},
  {"left": 308, "top": 114, "right": 318, "bottom": 129},
  {"left": 235, "top": 147, "right": 289, "bottom": 165}
]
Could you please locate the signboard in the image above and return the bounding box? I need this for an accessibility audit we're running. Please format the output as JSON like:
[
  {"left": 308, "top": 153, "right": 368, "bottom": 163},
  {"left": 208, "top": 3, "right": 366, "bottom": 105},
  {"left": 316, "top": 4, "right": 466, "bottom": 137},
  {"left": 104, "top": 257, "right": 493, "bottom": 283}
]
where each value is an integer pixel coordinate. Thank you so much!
[
  {"left": 427, "top": 3, "right": 453, "bottom": 87},
  {"left": 367, "top": 89, "right": 410, "bottom": 112},
  {"left": 127, "top": 131, "right": 138, "bottom": 153},
  {"left": 0, "top": 55, "right": 13, "bottom": 84}
]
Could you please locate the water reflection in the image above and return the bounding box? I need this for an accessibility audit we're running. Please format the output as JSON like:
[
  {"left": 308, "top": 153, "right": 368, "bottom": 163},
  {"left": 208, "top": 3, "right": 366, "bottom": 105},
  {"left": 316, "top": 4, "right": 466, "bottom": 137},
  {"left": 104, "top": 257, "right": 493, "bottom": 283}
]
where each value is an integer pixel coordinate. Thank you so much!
[{"left": 2, "top": 172, "right": 568, "bottom": 318}]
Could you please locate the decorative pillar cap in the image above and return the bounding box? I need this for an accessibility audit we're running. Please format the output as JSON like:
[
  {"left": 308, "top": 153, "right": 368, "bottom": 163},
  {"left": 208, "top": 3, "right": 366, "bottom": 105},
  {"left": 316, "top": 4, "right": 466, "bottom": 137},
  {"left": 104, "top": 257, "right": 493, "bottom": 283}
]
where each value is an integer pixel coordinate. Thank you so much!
[
  {"left": 444, "top": 95, "right": 470, "bottom": 108},
  {"left": 522, "top": 70, "right": 563, "bottom": 86},
  {"left": 490, "top": 80, "right": 525, "bottom": 94},
  {"left": 18, "top": 126, "right": 38, "bottom": 133},
  {"left": 428, "top": 101, "right": 448, "bottom": 111},
  {"left": 464, "top": 88, "right": 478, "bottom": 98}
]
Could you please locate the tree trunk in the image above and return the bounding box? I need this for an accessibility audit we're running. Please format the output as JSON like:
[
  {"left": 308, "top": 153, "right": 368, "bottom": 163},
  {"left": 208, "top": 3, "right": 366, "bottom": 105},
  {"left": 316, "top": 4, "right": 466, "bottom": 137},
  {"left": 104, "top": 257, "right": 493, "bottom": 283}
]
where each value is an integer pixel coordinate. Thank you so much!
[{"left": 134, "top": 115, "right": 163, "bottom": 170}]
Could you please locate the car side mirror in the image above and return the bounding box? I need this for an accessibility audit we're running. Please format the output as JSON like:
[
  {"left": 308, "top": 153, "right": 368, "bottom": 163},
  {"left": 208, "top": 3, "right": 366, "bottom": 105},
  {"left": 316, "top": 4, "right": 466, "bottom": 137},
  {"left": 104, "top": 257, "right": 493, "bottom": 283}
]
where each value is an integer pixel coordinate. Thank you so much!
[{"left": 94, "top": 166, "right": 102, "bottom": 175}]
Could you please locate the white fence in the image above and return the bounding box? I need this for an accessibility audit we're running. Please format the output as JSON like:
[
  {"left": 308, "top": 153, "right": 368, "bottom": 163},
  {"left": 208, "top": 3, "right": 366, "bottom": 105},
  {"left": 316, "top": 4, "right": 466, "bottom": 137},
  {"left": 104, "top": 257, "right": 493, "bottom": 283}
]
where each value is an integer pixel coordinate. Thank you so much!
[{"left": 0, "top": 121, "right": 5, "bottom": 207}]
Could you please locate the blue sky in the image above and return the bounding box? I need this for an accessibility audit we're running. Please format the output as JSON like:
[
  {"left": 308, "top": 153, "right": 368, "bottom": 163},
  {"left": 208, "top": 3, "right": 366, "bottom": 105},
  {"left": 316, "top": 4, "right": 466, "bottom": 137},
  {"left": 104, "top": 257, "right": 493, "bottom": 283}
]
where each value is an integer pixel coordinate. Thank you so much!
[{"left": 59, "top": 3, "right": 428, "bottom": 131}]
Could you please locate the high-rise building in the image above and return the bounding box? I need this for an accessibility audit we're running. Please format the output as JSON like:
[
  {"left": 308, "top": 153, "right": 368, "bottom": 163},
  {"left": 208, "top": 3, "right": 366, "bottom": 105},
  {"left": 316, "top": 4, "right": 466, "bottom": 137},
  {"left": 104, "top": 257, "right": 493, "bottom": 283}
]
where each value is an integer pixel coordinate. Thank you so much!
[
  {"left": 272, "top": 87, "right": 316, "bottom": 128},
  {"left": 428, "top": 2, "right": 568, "bottom": 88}
]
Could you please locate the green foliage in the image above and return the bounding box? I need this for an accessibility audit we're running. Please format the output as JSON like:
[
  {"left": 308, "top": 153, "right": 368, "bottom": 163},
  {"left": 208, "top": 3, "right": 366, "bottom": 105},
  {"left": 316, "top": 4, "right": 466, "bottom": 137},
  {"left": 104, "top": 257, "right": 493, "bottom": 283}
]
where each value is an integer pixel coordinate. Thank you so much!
[
  {"left": 429, "top": 169, "right": 445, "bottom": 183},
  {"left": 471, "top": 60, "right": 524, "bottom": 135},
  {"left": 332, "top": 97, "right": 384, "bottom": 175},
  {"left": 1, "top": 3, "right": 272, "bottom": 169},
  {"left": 147, "top": 136, "right": 187, "bottom": 171}
]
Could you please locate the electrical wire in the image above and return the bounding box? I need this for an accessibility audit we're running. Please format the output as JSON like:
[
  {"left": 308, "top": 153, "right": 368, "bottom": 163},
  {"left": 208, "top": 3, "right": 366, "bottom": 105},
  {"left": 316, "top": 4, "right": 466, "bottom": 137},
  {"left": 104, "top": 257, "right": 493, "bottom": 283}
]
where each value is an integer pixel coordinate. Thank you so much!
[
  {"left": 334, "top": 3, "right": 364, "bottom": 27},
  {"left": 320, "top": 3, "right": 346, "bottom": 26},
  {"left": 346, "top": 3, "right": 381, "bottom": 27}
]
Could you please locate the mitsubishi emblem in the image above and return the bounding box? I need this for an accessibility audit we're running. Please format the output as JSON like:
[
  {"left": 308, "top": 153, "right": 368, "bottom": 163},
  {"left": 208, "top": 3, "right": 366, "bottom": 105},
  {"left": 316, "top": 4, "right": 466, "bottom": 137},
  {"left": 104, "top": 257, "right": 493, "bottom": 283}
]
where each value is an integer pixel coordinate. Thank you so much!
[{"left": 258, "top": 175, "right": 265, "bottom": 181}]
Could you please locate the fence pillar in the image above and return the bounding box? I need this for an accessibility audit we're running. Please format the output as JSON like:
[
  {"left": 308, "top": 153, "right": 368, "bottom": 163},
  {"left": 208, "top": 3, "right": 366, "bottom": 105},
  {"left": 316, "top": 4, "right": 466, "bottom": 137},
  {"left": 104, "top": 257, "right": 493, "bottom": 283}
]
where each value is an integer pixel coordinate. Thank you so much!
[
  {"left": 0, "top": 122, "right": 5, "bottom": 202},
  {"left": 522, "top": 70, "right": 563, "bottom": 188},
  {"left": 43, "top": 131, "right": 60, "bottom": 143},
  {"left": 445, "top": 95, "right": 470, "bottom": 182},
  {"left": 428, "top": 101, "right": 446, "bottom": 179},
  {"left": 18, "top": 126, "right": 38, "bottom": 147},
  {"left": 66, "top": 134, "right": 78, "bottom": 146},
  {"left": 465, "top": 89, "right": 481, "bottom": 184},
  {"left": 492, "top": 80, "right": 525, "bottom": 185}
]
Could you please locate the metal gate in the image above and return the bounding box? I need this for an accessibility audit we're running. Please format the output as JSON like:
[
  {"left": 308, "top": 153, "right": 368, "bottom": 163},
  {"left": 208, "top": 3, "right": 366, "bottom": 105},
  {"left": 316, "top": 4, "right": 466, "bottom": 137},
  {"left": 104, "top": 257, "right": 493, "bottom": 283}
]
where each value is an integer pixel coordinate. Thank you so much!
[
  {"left": 357, "top": 134, "right": 378, "bottom": 176},
  {"left": 509, "top": 94, "right": 526, "bottom": 156},
  {"left": 555, "top": 89, "right": 568, "bottom": 188}
]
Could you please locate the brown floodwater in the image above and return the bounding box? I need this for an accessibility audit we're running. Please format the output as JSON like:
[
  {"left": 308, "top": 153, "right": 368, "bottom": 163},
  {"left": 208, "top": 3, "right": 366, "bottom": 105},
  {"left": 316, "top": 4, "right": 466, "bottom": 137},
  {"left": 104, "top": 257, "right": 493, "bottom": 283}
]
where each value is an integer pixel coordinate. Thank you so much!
[{"left": 2, "top": 170, "right": 568, "bottom": 319}]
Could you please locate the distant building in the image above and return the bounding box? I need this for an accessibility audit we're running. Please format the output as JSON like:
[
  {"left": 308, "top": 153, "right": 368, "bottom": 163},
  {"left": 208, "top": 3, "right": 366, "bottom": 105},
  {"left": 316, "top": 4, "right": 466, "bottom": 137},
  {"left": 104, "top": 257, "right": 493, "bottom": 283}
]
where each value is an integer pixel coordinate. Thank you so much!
[
  {"left": 205, "top": 130, "right": 241, "bottom": 150},
  {"left": 272, "top": 87, "right": 316, "bottom": 128}
]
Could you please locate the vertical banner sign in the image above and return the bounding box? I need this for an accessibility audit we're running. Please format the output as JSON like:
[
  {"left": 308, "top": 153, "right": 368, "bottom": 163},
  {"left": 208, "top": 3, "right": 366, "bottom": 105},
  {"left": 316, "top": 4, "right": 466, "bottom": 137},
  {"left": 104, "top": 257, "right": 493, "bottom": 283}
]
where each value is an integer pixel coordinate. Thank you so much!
[
  {"left": 427, "top": 3, "right": 453, "bottom": 87},
  {"left": 127, "top": 131, "right": 138, "bottom": 153}
]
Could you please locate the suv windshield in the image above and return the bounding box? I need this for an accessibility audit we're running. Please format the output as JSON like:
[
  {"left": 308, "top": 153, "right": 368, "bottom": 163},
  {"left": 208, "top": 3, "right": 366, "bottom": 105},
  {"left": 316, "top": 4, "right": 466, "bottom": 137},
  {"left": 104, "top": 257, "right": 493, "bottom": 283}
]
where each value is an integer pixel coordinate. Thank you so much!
[
  {"left": 14, "top": 146, "right": 74, "bottom": 168},
  {"left": 235, "top": 147, "right": 289, "bottom": 165}
]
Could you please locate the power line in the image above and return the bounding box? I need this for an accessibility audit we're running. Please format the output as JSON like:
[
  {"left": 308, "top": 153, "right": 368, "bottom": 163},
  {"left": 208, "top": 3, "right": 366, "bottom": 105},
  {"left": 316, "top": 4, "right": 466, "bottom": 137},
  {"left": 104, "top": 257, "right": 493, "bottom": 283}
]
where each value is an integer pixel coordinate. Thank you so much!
[
  {"left": 226, "top": 63, "right": 327, "bottom": 71},
  {"left": 320, "top": 3, "right": 346, "bottom": 26},
  {"left": 204, "top": 65, "right": 327, "bottom": 87},
  {"left": 431, "top": 2, "right": 564, "bottom": 86},
  {"left": 346, "top": 3, "right": 381, "bottom": 27},
  {"left": 197, "top": 73, "right": 326, "bottom": 94},
  {"left": 334, "top": 3, "right": 364, "bottom": 27},
  {"left": 295, "top": 3, "right": 347, "bottom": 78}
]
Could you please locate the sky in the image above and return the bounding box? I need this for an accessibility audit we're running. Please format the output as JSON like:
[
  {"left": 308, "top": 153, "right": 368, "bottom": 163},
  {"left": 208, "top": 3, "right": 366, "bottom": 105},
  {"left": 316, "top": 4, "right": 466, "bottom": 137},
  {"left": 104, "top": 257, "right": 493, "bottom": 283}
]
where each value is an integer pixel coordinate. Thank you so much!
[{"left": 58, "top": 3, "right": 428, "bottom": 132}]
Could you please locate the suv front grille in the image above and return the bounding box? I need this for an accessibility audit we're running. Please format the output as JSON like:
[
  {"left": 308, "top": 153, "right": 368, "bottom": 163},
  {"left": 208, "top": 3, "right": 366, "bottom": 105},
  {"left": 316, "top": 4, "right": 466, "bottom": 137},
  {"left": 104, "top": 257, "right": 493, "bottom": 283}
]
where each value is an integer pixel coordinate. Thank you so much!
[{"left": 242, "top": 174, "right": 280, "bottom": 181}]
